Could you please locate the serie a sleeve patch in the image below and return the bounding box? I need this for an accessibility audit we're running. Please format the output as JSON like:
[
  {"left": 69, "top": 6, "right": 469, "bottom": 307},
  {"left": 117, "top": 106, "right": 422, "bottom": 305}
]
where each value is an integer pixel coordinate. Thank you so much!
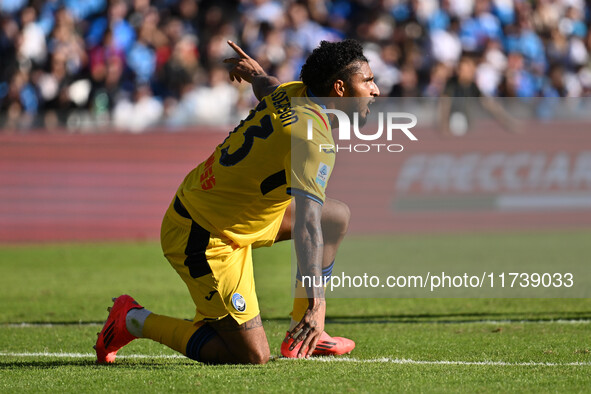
[{"left": 315, "top": 162, "right": 331, "bottom": 188}]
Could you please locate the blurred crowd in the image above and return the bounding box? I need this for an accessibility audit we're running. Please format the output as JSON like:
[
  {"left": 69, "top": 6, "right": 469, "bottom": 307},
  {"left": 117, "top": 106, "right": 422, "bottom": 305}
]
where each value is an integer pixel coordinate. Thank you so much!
[{"left": 1, "top": 0, "right": 590, "bottom": 132}]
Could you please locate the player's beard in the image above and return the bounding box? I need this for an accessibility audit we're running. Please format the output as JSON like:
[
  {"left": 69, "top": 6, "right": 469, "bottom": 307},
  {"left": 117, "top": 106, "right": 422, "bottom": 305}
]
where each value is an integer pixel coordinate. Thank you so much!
[
  {"left": 352, "top": 97, "right": 371, "bottom": 129},
  {"left": 357, "top": 108, "right": 369, "bottom": 128}
]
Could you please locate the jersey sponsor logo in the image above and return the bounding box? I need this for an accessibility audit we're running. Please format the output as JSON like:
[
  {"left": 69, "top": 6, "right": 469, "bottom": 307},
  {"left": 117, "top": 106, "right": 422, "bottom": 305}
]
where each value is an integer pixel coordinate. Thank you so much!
[
  {"left": 205, "top": 290, "right": 217, "bottom": 301},
  {"left": 231, "top": 293, "right": 246, "bottom": 312},
  {"left": 316, "top": 162, "right": 330, "bottom": 188},
  {"left": 200, "top": 154, "right": 216, "bottom": 190}
]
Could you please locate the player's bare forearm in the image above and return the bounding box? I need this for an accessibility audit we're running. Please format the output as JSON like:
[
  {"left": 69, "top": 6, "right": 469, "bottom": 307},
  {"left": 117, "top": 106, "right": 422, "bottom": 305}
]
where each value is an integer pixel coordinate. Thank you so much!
[
  {"left": 289, "top": 195, "right": 326, "bottom": 357},
  {"left": 293, "top": 195, "right": 324, "bottom": 299},
  {"left": 224, "top": 40, "right": 279, "bottom": 101},
  {"left": 251, "top": 74, "right": 280, "bottom": 101}
]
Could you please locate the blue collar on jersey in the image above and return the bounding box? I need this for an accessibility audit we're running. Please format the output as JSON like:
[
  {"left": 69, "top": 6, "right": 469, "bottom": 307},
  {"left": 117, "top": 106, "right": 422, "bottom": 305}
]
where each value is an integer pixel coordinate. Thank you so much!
[
  {"left": 306, "top": 88, "right": 327, "bottom": 109},
  {"left": 306, "top": 88, "right": 332, "bottom": 127}
]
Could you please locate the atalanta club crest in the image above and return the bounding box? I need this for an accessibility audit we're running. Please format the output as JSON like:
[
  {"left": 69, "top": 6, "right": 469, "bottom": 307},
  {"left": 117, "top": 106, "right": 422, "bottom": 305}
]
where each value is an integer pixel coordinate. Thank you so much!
[{"left": 231, "top": 293, "right": 246, "bottom": 312}]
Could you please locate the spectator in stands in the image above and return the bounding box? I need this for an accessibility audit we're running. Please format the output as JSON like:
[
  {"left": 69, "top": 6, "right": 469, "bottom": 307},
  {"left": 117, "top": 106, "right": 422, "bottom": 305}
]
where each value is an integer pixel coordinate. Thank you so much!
[
  {"left": 441, "top": 54, "right": 519, "bottom": 135},
  {"left": 113, "top": 83, "right": 163, "bottom": 131},
  {"left": 390, "top": 62, "right": 421, "bottom": 97},
  {"left": 424, "top": 62, "right": 451, "bottom": 97},
  {"left": 18, "top": 6, "right": 47, "bottom": 66},
  {"left": 1, "top": 0, "right": 591, "bottom": 133},
  {"left": 160, "top": 34, "right": 200, "bottom": 98}
]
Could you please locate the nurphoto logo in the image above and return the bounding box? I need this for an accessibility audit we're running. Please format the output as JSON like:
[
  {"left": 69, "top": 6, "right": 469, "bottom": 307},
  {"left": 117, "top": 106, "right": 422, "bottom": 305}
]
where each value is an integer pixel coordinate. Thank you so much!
[{"left": 307, "top": 108, "right": 419, "bottom": 153}]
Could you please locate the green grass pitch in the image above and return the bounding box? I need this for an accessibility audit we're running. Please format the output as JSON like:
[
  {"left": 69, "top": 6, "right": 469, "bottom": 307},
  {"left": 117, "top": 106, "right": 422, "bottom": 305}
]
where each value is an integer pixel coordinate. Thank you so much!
[{"left": 1, "top": 231, "right": 591, "bottom": 392}]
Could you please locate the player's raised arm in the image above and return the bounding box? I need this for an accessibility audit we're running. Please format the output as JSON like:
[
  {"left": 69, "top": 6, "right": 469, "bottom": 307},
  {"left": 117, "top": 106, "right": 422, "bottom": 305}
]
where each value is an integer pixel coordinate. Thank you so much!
[
  {"left": 223, "top": 40, "right": 280, "bottom": 101},
  {"left": 289, "top": 194, "right": 326, "bottom": 358}
]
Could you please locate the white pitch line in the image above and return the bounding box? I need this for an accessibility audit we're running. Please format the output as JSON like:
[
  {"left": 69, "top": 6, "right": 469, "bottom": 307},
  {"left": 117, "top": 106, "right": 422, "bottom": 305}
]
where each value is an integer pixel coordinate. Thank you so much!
[
  {"left": 3, "top": 323, "right": 102, "bottom": 328},
  {"left": 451, "top": 319, "right": 591, "bottom": 325},
  {"left": 1, "top": 352, "right": 590, "bottom": 367},
  {"left": 0, "top": 352, "right": 185, "bottom": 359},
  {"left": 2, "top": 319, "right": 591, "bottom": 328},
  {"left": 279, "top": 357, "right": 591, "bottom": 367}
]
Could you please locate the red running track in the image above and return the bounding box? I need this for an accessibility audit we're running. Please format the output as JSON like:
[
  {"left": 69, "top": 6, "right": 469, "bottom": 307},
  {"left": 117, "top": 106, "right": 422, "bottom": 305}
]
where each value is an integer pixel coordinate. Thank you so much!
[
  {"left": 0, "top": 131, "right": 224, "bottom": 243},
  {"left": 2, "top": 121, "right": 590, "bottom": 243}
]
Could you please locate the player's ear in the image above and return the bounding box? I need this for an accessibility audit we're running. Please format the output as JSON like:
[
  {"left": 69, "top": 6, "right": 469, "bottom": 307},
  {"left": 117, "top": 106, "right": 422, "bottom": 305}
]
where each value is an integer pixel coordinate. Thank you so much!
[{"left": 333, "top": 79, "right": 346, "bottom": 97}]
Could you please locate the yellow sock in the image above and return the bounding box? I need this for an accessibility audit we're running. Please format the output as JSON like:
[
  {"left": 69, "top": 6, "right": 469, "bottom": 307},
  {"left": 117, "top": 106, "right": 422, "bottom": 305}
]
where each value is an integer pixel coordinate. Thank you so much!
[
  {"left": 290, "top": 278, "right": 310, "bottom": 323},
  {"left": 291, "top": 261, "right": 334, "bottom": 329},
  {"left": 142, "top": 314, "right": 205, "bottom": 356}
]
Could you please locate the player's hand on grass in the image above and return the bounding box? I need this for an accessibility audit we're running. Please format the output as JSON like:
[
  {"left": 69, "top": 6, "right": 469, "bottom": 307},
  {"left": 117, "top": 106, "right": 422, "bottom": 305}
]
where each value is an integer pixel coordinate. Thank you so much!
[
  {"left": 224, "top": 40, "right": 266, "bottom": 83},
  {"left": 289, "top": 298, "right": 326, "bottom": 358}
]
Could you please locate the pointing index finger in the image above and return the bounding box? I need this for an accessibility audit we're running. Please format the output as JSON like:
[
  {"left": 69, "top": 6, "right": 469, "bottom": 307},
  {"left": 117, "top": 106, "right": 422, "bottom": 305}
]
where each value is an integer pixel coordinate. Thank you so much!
[{"left": 227, "top": 40, "right": 249, "bottom": 59}]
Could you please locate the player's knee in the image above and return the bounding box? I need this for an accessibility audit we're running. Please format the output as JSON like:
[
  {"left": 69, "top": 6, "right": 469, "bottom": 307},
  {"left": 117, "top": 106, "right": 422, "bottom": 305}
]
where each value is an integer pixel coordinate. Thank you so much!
[
  {"left": 322, "top": 201, "right": 350, "bottom": 243},
  {"left": 332, "top": 200, "right": 351, "bottom": 236},
  {"left": 340, "top": 202, "right": 351, "bottom": 228},
  {"left": 231, "top": 338, "right": 270, "bottom": 365},
  {"left": 247, "top": 348, "right": 270, "bottom": 365},
  {"left": 236, "top": 346, "right": 269, "bottom": 365}
]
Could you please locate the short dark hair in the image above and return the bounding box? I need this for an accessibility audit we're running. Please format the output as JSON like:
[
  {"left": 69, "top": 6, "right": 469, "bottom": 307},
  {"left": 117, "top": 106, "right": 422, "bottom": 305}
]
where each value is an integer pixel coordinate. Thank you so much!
[{"left": 300, "top": 39, "right": 368, "bottom": 96}]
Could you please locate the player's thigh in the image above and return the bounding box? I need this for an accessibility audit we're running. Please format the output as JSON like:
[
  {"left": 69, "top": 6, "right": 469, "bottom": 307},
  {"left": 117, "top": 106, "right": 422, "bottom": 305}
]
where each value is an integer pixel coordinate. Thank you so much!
[
  {"left": 161, "top": 207, "right": 260, "bottom": 325},
  {"left": 275, "top": 202, "right": 294, "bottom": 242},
  {"left": 274, "top": 198, "right": 350, "bottom": 242},
  {"left": 205, "top": 241, "right": 261, "bottom": 325},
  {"left": 204, "top": 243, "right": 269, "bottom": 364},
  {"left": 207, "top": 313, "right": 270, "bottom": 364}
]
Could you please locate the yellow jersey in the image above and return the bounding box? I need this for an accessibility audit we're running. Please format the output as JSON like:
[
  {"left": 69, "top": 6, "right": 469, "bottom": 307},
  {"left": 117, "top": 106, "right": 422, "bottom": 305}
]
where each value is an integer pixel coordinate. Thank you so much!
[{"left": 176, "top": 81, "right": 335, "bottom": 247}]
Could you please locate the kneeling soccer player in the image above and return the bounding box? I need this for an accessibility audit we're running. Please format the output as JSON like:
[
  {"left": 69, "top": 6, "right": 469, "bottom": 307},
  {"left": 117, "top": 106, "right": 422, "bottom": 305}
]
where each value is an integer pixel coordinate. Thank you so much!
[{"left": 95, "top": 39, "right": 379, "bottom": 364}]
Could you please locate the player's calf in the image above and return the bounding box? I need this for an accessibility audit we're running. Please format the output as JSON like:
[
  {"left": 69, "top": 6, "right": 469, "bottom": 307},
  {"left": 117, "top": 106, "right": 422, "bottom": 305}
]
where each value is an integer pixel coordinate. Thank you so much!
[{"left": 203, "top": 314, "right": 271, "bottom": 365}]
